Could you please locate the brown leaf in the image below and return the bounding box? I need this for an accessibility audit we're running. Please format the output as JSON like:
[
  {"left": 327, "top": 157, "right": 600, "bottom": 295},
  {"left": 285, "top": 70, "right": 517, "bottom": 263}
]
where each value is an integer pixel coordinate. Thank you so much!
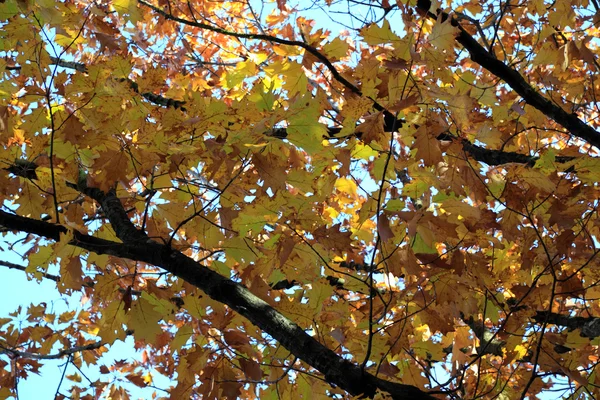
[
  {"left": 356, "top": 112, "right": 385, "bottom": 144},
  {"left": 277, "top": 236, "right": 296, "bottom": 266},
  {"left": 312, "top": 223, "right": 353, "bottom": 253},
  {"left": 330, "top": 327, "right": 345, "bottom": 345},
  {"left": 389, "top": 94, "right": 419, "bottom": 112},
  {"left": 61, "top": 257, "right": 84, "bottom": 291},
  {"left": 125, "top": 373, "right": 147, "bottom": 388},
  {"left": 223, "top": 330, "right": 250, "bottom": 349},
  {"left": 383, "top": 58, "right": 410, "bottom": 70},
  {"left": 0, "top": 105, "right": 9, "bottom": 133},
  {"left": 377, "top": 213, "right": 394, "bottom": 242},
  {"left": 336, "top": 148, "right": 351, "bottom": 176},
  {"left": 95, "top": 32, "right": 122, "bottom": 52},
  {"left": 252, "top": 152, "right": 288, "bottom": 193},
  {"left": 239, "top": 358, "right": 262, "bottom": 381},
  {"left": 412, "top": 123, "right": 444, "bottom": 166},
  {"left": 378, "top": 361, "right": 400, "bottom": 378}
]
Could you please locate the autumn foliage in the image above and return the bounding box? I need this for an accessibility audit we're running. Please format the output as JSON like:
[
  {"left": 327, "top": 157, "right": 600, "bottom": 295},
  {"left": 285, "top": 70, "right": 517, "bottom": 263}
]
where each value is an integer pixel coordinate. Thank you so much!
[{"left": 2, "top": 0, "right": 600, "bottom": 398}]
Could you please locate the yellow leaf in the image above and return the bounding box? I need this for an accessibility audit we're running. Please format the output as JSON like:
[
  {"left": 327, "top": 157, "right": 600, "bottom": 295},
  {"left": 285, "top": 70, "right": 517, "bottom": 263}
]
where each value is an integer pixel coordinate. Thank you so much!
[
  {"left": 513, "top": 344, "right": 528, "bottom": 360},
  {"left": 412, "top": 338, "right": 445, "bottom": 361},
  {"left": 97, "top": 301, "right": 127, "bottom": 345},
  {"left": 287, "top": 94, "right": 328, "bottom": 154},
  {"left": 113, "top": 0, "right": 131, "bottom": 11},
  {"left": 351, "top": 143, "right": 378, "bottom": 160},
  {"left": 323, "top": 37, "right": 349, "bottom": 59},
  {"left": 152, "top": 173, "right": 172, "bottom": 189},
  {"left": 429, "top": 15, "right": 459, "bottom": 52},
  {"left": 515, "top": 167, "right": 556, "bottom": 193},
  {"left": 440, "top": 198, "right": 481, "bottom": 221},
  {"left": 113, "top": 0, "right": 141, "bottom": 22},
  {"left": 273, "top": 44, "right": 304, "bottom": 57},
  {"left": 226, "top": 236, "right": 258, "bottom": 263},
  {"left": 249, "top": 52, "right": 268, "bottom": 64},
  {"left": 55, "top": 32, "right": 84, "bottom": 48},
  {"left": 334, "top": 177, "right": 358, "bottom": 197},
  {"left": 283, "top": 61, "right": 308, "bottom": 96},
  {"left": 534, "top": 149, "right": 556, "bottom": 173},
  {"left": 171, "top": 324, "right": 193, "bottom": 352},
  {"left": 27, "top": 245, "right": 55, "bottom": 279},
  {"left": 532, "top": 42, "right": 559, "bottom": 66},
  {"left": 411, "top": 232, "right": 437, "bottom": 254},
  {"left": 361, "top": 20, "right": 401, "bottom": 45},
  {"left": 127, "top": 294, "right": 164, "bottom": 343},
  {"left": 248, "top": 81, "right": 276, "bottom": 111},
  {"left": 95, "top": 225, "right": 121, "bottom": 242},
  {"left": 286, "top": 121, "right": 327, "bottom": 154},
  {"left": 308, "top": 281, "right": 331, "bottom": 315}
]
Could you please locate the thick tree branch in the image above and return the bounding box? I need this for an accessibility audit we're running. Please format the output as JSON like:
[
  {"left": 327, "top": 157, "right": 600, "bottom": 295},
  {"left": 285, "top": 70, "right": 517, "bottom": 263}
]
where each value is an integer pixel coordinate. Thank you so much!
[
  {"left": 275, "top": 127, "right": 577, "bottom": 166},
  {"left": 533, "top": 311, "right": 600, "bottom": 338},
  {"left": 415, "top": 0, "right": 600, "bottom": 149},
  {"left": 463, "top": 315, "right": 505, "bottom": 356},
  {"left": 0, "top": 208, "right": 438, "bottom": 399},
  {"left": 74, "top": 184, "right": 148, "bottom": 243},
  {"left": 445, "top": 133, "right": 576, "bottom": 166}
]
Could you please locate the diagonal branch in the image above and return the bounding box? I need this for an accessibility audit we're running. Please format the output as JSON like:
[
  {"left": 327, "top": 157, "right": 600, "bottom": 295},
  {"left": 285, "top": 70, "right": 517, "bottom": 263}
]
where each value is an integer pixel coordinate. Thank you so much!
[
  {"left": 0, "top": 207, "right": 437, "bottom": 399},
  {"left": 137, "top": 0, "right": 361, "bottom": 94},
  {"left": 415, "top": 0, "right": 600, "bottom": 149},
  {"left": 74, "top": 184, "right": 148, "bottom": 244}
]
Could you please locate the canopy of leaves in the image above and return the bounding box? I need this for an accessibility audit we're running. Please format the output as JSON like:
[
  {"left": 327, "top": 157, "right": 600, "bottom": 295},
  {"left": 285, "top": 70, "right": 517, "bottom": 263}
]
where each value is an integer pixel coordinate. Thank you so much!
[{"left": 1, "top": 0, "right": 600, "bottom": 399}]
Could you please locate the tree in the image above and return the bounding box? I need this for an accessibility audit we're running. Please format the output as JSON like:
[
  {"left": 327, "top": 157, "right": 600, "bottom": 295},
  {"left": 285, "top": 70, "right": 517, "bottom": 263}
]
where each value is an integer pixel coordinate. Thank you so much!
[{"left": 1, "top": 0, "right": 600, "bottom": 398}]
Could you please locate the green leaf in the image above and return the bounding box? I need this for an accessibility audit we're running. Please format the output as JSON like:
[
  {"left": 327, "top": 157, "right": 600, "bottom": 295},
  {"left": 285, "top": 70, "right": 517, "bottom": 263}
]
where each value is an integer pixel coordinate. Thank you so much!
[
  {"left": 411, "top": 232, "right": 437, "bottom": 254},
  {"left": 323, "top": 37, "right": 349, "bottom": 59}
]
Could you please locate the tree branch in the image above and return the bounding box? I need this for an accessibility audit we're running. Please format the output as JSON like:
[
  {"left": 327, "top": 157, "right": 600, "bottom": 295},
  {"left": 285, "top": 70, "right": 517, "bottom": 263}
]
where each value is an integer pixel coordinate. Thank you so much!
[
  {"left": 6, "top": 56, "right": 186, "bottom": 111},
  {"left": 0, "top": 341, "right": 104, "bottom": 361},
  {"left": 0, "top": 207, "right": 438, "bottom": 399},
  {"left": 415, "top": 0, "right": 600, "bottom": 150},
  {"left": 533, "top": 311, "right": 600, "bottom": 338},
  {"left": 275, "top": 127, "right": 577, "bottom": 166},
  {"left": 0, "top": 260, "right": 60, "bottom": 282},
  {"left": 7, "top": 42, "right": 577, "bottom": 168},
  {"left": 137, "top": 0, "right": 403, "bottom": 130}
]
